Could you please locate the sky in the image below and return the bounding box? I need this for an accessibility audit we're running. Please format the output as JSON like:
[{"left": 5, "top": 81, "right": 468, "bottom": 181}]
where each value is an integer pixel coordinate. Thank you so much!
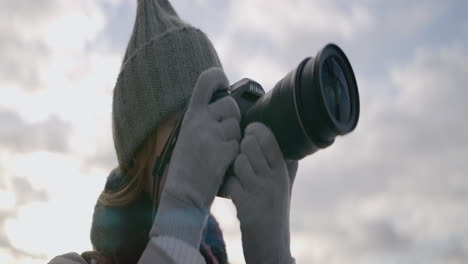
[{"left": 1, "top": 0, "right": 467, "bottom": 263}]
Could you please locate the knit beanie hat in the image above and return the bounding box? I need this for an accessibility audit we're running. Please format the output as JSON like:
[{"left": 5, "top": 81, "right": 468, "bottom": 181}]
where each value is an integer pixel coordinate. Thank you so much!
[{"left": 112, "top": 0, "right": 222, "bottom": 168}]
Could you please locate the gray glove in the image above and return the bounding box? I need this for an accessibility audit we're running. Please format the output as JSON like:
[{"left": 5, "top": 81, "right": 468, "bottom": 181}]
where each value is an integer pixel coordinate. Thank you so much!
[
  {"left": 151, "top": 68, "right": 241, "bottom": 248},
  {"left": 225, "top": 122, "right": 297, "bottom": 264}
]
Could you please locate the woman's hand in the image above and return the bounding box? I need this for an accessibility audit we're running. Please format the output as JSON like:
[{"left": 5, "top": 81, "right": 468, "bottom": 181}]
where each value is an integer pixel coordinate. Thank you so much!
[
  {"left": 226, "top": 122, "right": 297, "bottom": 264},
  {"left": 151, "top": 67, "right": 241, "bottom": 248}
]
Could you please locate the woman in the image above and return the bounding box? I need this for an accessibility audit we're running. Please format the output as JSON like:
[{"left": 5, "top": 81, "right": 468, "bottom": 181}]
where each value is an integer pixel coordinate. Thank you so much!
[{"left": 48, "top": 0, "right": 298, "bottom": 263}]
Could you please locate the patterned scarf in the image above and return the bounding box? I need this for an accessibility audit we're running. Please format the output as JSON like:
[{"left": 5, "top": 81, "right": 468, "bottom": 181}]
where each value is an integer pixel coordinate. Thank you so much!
[{"left": 84, "top": 169, "right": 228, "bottom": 264}]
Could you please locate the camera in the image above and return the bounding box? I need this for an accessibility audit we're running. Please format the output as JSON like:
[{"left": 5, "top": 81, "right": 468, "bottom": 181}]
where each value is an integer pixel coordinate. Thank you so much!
[
  {"left": 152, "top": 43, "right": 360, "bottom": 204},
  {"left": 210, "top": 43, "right": 360, "bottom": 160}
]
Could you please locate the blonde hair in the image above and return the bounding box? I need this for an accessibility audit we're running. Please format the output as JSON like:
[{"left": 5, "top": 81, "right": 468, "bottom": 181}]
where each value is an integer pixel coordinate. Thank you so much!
[{"left": 98, "top": 129, "right": 159, "bottom": 207}]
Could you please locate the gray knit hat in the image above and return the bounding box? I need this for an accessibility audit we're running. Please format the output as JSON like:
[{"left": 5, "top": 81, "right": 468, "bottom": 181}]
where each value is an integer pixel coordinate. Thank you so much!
[{"left": 112, "top": 0, "right": 222, "bottom": 168}]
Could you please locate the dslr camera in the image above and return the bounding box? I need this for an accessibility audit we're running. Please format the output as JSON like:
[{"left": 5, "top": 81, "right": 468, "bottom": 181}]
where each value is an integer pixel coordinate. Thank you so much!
[
  {"left": 211, "top": 43, "right": 360, "bottom": 160},
  {"left": 152, "top": 43, "right": 360, "bottom": 205}
]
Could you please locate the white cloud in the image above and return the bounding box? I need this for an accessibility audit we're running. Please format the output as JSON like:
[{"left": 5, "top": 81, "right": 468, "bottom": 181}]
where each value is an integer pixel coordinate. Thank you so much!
[
  {"left": 225, "top": 0, "right": 373, "bottom": 42},
  {"left": 0, "top": 0, "right": 109, "bottom": 93},
  {"left": 0, "top": 191, "right": 15, "bottom": 211},
  {"left": 0, "top": 0, "right": 122, "bottom": 261},
  {"left": 2, "top": 153, "right": 108, "bottom": 261},
  {"left": 392, "top": 45, "right": 468, "bottom": 117},
  {"left": 2, "top": 0, "right": 468, "bottom": 263},
  {"left": 0, "top": 109, "right": 71, "bottom": 154},
  {"left": 287, "top": 43, "right": 468, "bottom": 263},
  {"left": 0, "top": 0, "right": 121, "bottom": 159}
]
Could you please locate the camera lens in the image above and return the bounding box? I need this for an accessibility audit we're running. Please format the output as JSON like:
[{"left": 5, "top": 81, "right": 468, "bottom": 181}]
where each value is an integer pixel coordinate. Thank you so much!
[
  {"left": 240, "top": 43, "right": 359, "bottom": 160},
  {"left": 321, "top": 56, "right": 351, "bottom": 123}
]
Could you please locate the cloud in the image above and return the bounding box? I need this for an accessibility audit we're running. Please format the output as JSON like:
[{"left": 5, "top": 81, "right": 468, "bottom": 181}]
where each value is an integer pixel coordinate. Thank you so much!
[
  {"left": 0, "top": 0, "right": 109, "bottom": 92},
  {"left": 0, "top": 33, "right": 50, "bottom": 92},
  {"left": 392, "top": 45, "right": 468, "bottom": 119},
  {"left": 0, "top": 0, "right": 55, "bottom": 19},
  {"left": 0, "top": 165, "right": 5, "bottom": 189},
  {"left": 0, "top": 175, "right": 49, "bottom": 260},
  {"left": 0, "top": 211, "right": 15, "bottom": 248},
  {"left": 197, "top": 0, "right": 453, "bottom": 96},
  {"left": 83, "top": 137, "right": 117, "bottom": 172},
  {"left": 287, "top": 43, "right": 468, "bottom": 263},
  {"left": 0, "top": 0, "right": 56, "bottom": 91},
  {"left": 93, "top": 0, "right": 136, "bottom": 54},
  {"left": 0, "top": 155, "right": 50, "bottom": 260},
  {"left": 1, "top": 0, "right": 467, "bottom": 263},
  {"left": 11, "top": 177, "right": 49, "bottom": 207},
  {"left": 211, "top": 0, "right": 375, "bottom": 87},
  {"left": 0, "top": 211, "right": 34, "bottom": 261},
  {"left": 200, "top": 0, "right": 460, "bottom": 93},
  {"left": 0, "top": 108, "right": 72, "bottom": 154},
  {"left": 0, "top": 0, "right": 121, "bottom": 160},
  {"left": 170, "top": 1, "right": 232, "bottom": 36}
]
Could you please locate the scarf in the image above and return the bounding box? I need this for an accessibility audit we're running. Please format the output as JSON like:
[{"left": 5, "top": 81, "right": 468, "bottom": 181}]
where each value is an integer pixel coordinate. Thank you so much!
[{"left": 85, "top": 168, "right": 228, "bottom": 264}]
